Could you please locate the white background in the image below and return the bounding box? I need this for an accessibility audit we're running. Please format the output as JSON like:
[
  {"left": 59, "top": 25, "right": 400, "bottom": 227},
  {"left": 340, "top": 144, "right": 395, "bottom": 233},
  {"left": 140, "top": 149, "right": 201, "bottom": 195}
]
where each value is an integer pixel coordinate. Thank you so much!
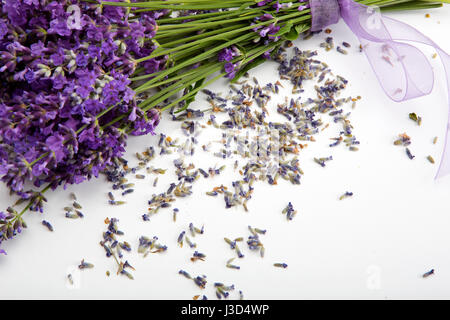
[{"left": 1, "top": 6, "right": 450, "bottom": 300}]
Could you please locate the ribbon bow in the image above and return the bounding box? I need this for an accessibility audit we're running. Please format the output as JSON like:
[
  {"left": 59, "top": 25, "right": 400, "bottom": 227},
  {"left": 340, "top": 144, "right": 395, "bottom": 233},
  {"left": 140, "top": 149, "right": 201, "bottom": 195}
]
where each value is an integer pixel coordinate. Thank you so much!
[{"left": 310, "top": 0, "right": 450, "bottom": 178}]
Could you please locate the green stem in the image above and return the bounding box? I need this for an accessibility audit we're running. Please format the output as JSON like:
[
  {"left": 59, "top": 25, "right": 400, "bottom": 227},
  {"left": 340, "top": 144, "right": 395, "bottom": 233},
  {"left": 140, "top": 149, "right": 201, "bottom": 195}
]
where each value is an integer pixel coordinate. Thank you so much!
[
  {"left": 101, "top": 1, "right": 256, "bottom": 10},
  {"left": 155, "top": 24, "right": 246, "bottom": 48},
  {"left": 8, "top": 183, "right": 52, "bottom": 226}
]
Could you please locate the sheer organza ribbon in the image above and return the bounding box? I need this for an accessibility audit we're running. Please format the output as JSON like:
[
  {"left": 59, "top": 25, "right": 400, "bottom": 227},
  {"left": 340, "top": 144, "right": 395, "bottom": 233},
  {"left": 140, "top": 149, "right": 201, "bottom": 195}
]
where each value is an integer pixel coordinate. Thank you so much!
[{"left": 310, "top": 0, "right": 450, "bottom": 178}]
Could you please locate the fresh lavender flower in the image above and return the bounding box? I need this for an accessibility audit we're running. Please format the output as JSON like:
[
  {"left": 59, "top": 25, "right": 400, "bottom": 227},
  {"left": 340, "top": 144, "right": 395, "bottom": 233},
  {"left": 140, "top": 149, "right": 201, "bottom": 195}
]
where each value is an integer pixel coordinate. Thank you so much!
[
  {"left": 0, "top": 0, "right": 165, "bottom": 197},
  {"left": 224, "top": 62, "right": 238, "bottom": 79},
  {"left": 218, "top": 47, "right": 237, "bottom": 62},
  {"left": 0, "top": 0, "right": 166, "bottom": 248}
]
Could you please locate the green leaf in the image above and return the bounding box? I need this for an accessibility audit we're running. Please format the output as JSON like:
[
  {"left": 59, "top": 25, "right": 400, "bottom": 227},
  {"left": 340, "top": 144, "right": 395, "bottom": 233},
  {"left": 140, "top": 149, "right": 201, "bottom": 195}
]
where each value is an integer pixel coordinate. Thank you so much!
[
  {"left": 284, "top": 28, "right": 299, "bottom": 41},
  {"left": 295, "top": 24, "right": 310, "bottom": 34},
  {"left": 274, "top": 21, "right": 293, "bottom": 37},
  {"left": 184, "top": 78, "right": 205, "bottom": 108},
  {"left": 283, "top": 24, "right": 309, "bottom": 41}
]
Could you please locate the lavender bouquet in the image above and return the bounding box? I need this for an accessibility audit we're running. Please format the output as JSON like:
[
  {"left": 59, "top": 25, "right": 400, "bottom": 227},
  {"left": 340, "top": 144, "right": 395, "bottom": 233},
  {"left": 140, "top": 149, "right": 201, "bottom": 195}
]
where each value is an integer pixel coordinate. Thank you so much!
[{"left": 0, "top": 0, "right": 447, "bottom": 255}]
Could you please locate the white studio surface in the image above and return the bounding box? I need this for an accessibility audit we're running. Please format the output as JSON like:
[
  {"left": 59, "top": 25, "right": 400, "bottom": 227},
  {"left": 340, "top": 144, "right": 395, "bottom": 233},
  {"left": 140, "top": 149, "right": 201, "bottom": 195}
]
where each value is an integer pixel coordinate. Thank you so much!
[{"left": 1, "top": 7, "right": 450, "bottom": 300}]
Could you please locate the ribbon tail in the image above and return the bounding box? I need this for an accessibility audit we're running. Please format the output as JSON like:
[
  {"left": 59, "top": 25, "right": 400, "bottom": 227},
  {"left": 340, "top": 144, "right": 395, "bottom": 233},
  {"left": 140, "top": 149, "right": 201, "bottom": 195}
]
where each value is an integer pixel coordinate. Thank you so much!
[
  {"left": 339, "top": 0, "right": 450, "bottom": 178},
  {"left": 435, "top": 51, "right": 450, "bottom": 178}
]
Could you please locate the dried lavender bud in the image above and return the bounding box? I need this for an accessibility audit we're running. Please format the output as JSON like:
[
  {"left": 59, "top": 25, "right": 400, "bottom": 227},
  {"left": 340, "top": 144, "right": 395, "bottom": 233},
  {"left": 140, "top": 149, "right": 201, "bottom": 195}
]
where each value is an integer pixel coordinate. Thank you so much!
[
  {"left": 394, "top": 133, "right": 411, "bottom": 146},
  {"left": 423, "top": 269, "right": 434, "bottom": 278},
  {"left": 339, "top": 192, "right": 354, "bottom": 200},
  {"left": 41, "top": 220, "right": 53, "bottom": 232},
  {"left": 179, "top": 270, "right": 192, "bottom": 279},
  {"left": 73, "top": 202, "right": 82, "bottom": 210},
  {"left": 406, "top": 148, "right": 415, "bottom": 160},
  {"left": 282, "top": 202, "right": 297, "bottom": 221},
  {"left": 78, "top": 259, "right": 94, "bottom": 270},
  {"left": 274, "top": 263, "right": 288, "bottom": 268}
]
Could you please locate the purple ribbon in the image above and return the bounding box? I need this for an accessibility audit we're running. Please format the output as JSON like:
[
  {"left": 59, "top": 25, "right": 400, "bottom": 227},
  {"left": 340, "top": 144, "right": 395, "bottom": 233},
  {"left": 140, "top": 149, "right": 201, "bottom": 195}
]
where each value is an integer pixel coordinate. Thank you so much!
[{"left": 310, "top": 0, "right": 450, "bottom": 178}]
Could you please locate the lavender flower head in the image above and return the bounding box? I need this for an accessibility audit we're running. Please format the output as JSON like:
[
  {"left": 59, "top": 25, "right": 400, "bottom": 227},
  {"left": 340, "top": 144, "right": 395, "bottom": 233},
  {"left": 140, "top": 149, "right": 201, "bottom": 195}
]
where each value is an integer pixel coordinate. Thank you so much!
[
  {"left": 0, "top": 0, "right": 167, "bottom": 248},
  {"left": 0, "top": 0, "right": 166, "bottom": 192}
]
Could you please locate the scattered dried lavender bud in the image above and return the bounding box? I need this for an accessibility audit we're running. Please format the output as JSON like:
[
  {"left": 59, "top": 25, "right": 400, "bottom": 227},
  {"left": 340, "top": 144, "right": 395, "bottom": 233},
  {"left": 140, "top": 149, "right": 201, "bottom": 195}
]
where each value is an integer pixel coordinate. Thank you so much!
[
  {"left": 215, "top": 283, "right": 234, "bottom": 299},
  {"left": 138, "top": 236, "right": 167, "bottom": 256},
  {"left": 274, "top": 263, "right": 288, "bottom": 268},
  {"left": 78, "top": 259, "right": 94, "bottom": 270},
  {"left": 96, "top": 46, "right": 363, "bottom": 292},
  {"left": 177, "top": 231, "right": 185, "bottom": 247},
  {"left": 109, "top": 200, "right": 126, "bottom": 206},
  {"left": 192, "top": 274, "right": 207, "bottom": 289},
  {"left": 235, "top": 244, "right": 244, "bottom": 258},
  {"left": 423, "top": 269, "right": 434, "bottom": 278},
  {"left": 394, "top": 133, "right": 411, "bottom": 146},
  {"left": 122, "top": 189, "right": 134, "bottom": 196},
  {"left": 120, "top": 183, "right": 135, "bottom": 190},
  {"left": 179, "top": 270, "right": 192, "bottom": 279},
  {"left": 339, "top": 191, "right": 354, "bottom": 200},
  {"left": 65, "top": 212, "right": 78, "bottom": 219},
  {"left": 185, "top": 236, "right": 197, "bottom": 249},
  {"left": 67, "top": 274, "right": 73, "bottom": 285},
  {"left": 406, "top": 148, "right": 415, "bottom": 160},
  {"left": 255, "top": 228, "right": 266, "bottom": 235},
  {"left": 42, "top": 220, "right": 53, "bottom": 232},
  {"left": 337, "top": 46, "right": 348, "bottom": 55},
  {"left": 73, "top": 202, "right": 82, "bottom": 209},
  {"left": 314, "top": 156, "right": 333, "bottom": 167},
  {"left": 226, "top": 257, "right": 241, "bottom": 270},
  {"left": 191, "top": 251, "right": 206, "bottom": 262},
  {"left": 282, "top": 202, "right": 297, "bottom": 221},
  {"left": 74, "top": 210, "right": 84, "bottom": 218},
  {"left": 100, "top": 218, "right": 134, "bottom": 280},
  {"left": 120, "top": 269, "right": 134, "bottom": 280}
]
